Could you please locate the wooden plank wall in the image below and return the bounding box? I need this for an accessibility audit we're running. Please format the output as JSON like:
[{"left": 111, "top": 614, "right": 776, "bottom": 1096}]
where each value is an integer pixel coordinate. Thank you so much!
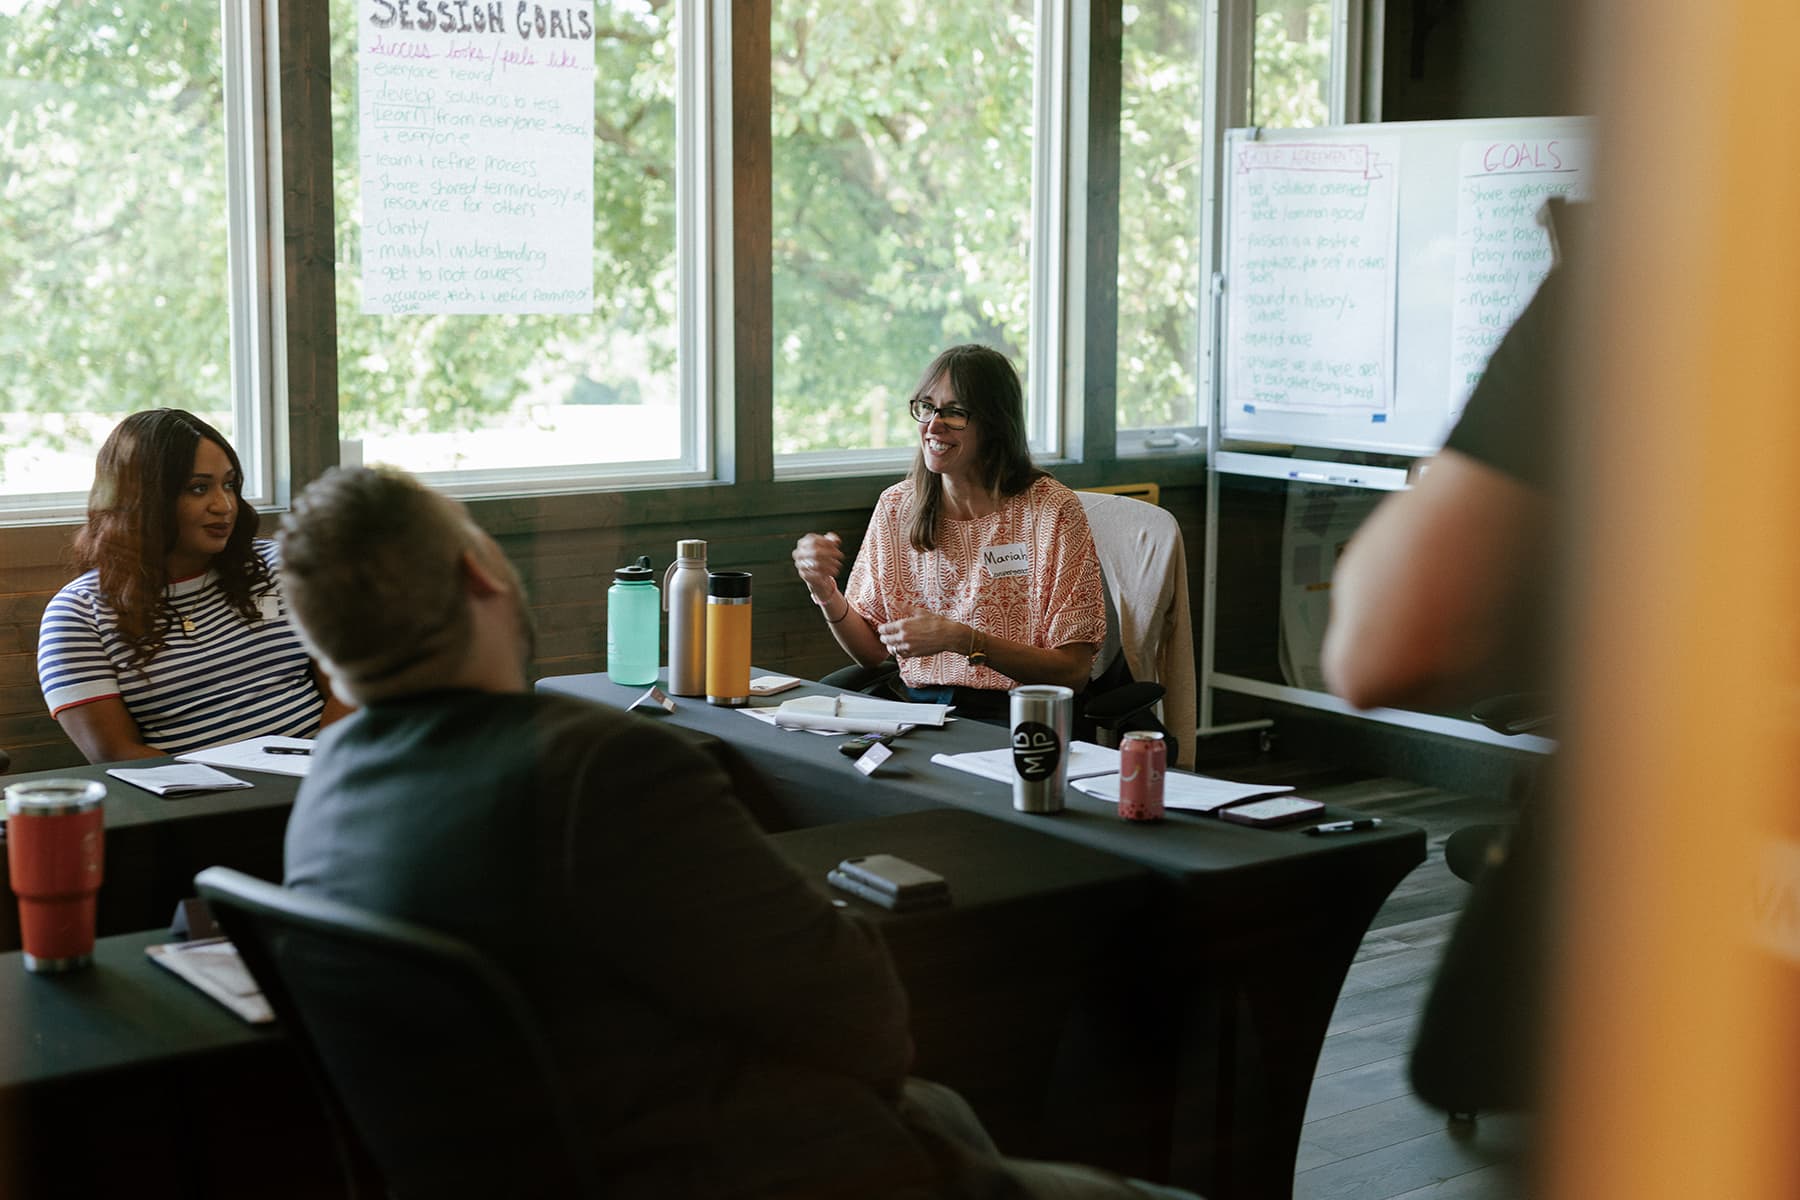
[{"left": 0, "top": 482, "right": 1208, "bottom": 774}]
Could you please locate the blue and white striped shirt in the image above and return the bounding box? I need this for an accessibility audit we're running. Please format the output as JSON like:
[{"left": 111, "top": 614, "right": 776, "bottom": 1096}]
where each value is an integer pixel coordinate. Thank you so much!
[{"left": 37, "top": 540, "right": 325, "bottom": 755}]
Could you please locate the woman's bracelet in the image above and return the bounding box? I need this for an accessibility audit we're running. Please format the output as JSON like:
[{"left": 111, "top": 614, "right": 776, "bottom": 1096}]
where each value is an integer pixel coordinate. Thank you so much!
[{"left": 814, "top": 593, "right": 851, "bottom": 624}]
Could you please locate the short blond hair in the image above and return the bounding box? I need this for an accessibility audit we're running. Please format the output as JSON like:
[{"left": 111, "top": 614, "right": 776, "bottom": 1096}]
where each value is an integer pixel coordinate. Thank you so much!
[{"left": 278, "top": 466, "right": 480, "bottom": 702}]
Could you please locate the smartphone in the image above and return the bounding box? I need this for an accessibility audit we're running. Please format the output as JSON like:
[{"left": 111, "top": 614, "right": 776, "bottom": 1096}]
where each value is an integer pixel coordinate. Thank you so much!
[
  {"left": 749, "top": 675, "right": 804, "bottom": 696},
  {"left": 838, "top": 733, "right": 894, "bottom": 757}
]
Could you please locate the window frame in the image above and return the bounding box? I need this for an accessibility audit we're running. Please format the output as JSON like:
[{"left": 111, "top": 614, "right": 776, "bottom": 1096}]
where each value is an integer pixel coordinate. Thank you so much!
[
  {"left": 0, "top": 0, "right": 281, "bottom": 523},
  {"left": 0, "top": 0, "right": 1364, "bottom": 525}
]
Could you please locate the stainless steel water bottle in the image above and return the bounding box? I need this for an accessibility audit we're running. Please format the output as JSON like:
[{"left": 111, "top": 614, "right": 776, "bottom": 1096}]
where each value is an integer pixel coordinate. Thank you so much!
[
  {"left": 663, "top": 539, "right": 708, "bottom": 696},
  {"left": 705, "top": 571, "right": 753, "bottom": 706},
  {"left": 1009, "top": 685, "right": 1073, "bottom": 814}
]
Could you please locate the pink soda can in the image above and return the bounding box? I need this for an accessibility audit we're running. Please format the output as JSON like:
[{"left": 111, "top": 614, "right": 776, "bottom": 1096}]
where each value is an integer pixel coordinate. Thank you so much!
[{"left": 1118, "top": 731, "right": 1167, "bottom": 821}]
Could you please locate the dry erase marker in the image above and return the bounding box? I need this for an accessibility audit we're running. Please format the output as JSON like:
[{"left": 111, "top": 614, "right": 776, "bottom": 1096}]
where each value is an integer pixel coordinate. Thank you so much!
[
  {"left": 263, "top": 746, "right": 311, "bottom": 756},
  {"left": 1306, "top": 818, "right": 1381, "bottom": 835}
]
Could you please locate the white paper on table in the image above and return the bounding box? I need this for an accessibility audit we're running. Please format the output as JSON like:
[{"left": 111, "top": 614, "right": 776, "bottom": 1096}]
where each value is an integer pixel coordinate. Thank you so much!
[
  {"left": 930, "top": 741, "right": 1122, "bottom": 785},
  {"left": 1073, "top": 771, "right": 1294, "bottom": 814},
  {"left": 106, "top": 763, "right": 252, "bottom": 797},
  {"left": 777, "top": 694, "right": 951, "bottom": 727},
  {"left": 735, "top": 707, "right": 850, "bottom": 737},
  {"left": 177, "top": 735, "right": 315, "bottom": 778}
]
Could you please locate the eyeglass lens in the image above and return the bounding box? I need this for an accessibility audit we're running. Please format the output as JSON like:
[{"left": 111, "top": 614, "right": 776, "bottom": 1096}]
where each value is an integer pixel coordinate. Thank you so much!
[{"left": 910, "top": 398, "right": 968, "bottom": 429}]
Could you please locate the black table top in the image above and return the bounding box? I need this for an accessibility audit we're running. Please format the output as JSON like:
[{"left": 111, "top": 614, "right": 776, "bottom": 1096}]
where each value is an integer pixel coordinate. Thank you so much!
[
  {"left": 0, "top": 758, "right": 302, "bottom": 837},
  {"left": 539, "top": 670, "right": 1426, "bottom": 913},
  {"left": 0, "top": 928, "right": 276, "bottom": 1093}
]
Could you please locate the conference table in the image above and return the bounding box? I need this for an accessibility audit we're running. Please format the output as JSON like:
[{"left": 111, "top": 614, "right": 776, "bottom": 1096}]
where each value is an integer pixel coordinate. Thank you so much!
[
  {"left": 0, "top": 759, "right": 301, "bottom": 954},
  {"left": 0, "top": 807, "right": 1154, "bottom": 1198},
  {"left": 540, "top": 670, "right": 1428, "bottom": 1200},
  {"left": 0, "top": 669, "right": 1425, "bottom": 1199}
]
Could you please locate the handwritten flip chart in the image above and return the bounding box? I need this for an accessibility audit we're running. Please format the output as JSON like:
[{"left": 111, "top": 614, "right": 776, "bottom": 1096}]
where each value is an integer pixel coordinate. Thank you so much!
[
  {"left": 1224, "top": 137, "right": 1402, "bottom": 420},
  {"left": 1448, "top": 137, "right": 1590, "bottom": 414},
  {"left": 358, "top": 1, "right": 596, "bottom": 315}
]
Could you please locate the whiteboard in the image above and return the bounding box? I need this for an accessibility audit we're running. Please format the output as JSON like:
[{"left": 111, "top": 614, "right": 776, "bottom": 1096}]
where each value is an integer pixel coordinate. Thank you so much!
[{"left": 1219, "top": 116, "right": 1591, "bottom": 456}]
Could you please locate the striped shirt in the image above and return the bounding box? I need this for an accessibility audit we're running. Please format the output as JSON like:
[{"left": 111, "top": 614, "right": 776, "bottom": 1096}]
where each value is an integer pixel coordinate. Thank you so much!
[{"left": 37, "top": 540, "right": 325, "bottom": 754}]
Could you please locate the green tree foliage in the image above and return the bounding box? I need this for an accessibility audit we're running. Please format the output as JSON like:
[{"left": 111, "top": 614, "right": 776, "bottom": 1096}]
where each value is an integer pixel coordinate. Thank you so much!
[
  {"left": 1, "top": 2, "right": 234, "bottom": 471},
  {"left": 3, "top": 1, "right": 1335, "bottom": 481},
  {"left": 1251, "top": 0, "right": 1329, "bottom": 129},
  {"left": 1117, "top": 0, "right": 1205, "bottom": 431},
  {"left": 769, "top": 0, "right": 1036, "bottom": 454}
]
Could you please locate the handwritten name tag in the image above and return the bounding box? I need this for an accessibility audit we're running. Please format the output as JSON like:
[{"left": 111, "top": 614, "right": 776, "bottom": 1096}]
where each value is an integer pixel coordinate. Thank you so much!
[
  {"left": 982, "top": 543, "right": 1030, "bottom": 579},
  {"left": 257, "top": 595, "right": 281, "bottom": 622}
]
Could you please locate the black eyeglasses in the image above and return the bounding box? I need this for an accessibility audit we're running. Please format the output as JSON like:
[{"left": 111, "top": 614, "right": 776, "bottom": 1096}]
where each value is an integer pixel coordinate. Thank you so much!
[{"left": 908, "top": 397, "right": 971, "bottom": 429}]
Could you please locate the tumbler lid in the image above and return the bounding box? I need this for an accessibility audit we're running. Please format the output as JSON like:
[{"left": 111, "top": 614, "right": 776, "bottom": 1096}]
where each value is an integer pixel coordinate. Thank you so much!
[
  {"left": 5, "top": 778, "right": 106, "bottom": 817},
  {"left": 676, "top": 539, "right": 707, "bottom": 561},
  {"left": 614, "top": 555, "right": 654, "bottom": 584},
  {"left": 707, "top": 570, "right": 752, "bottom": 599},
  {"left": 1122, "top": 730, "right": 1165, "bottom": 743}
]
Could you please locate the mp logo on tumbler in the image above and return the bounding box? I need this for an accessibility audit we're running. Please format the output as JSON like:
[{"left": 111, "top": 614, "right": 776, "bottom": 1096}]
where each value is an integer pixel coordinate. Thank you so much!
[{"left": 1012, "top": 723, "right": 1062, "bottom": 781}]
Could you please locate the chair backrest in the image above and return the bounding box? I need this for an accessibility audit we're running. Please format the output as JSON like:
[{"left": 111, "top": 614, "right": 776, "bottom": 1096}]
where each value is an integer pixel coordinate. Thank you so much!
[
  {"left": 1077, "top": 491, "right": 1198, "bottom": 768},
  {"left": 195, "top": 867, "right": 598, "bottom": 1200}
]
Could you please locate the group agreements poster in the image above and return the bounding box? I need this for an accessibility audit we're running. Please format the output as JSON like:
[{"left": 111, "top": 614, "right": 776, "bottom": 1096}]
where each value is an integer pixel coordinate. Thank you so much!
[{"left": 358, "top": 1, "right": 596, "bottom": 315}]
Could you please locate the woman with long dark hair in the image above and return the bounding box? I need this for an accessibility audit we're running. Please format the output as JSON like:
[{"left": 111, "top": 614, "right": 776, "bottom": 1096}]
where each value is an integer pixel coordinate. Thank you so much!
[
  {"left": 791, "top": 344, "right": 1106, "bottom": 721},
  {"left": 37, "top": 409, "right": 349, "bottom": 762}
]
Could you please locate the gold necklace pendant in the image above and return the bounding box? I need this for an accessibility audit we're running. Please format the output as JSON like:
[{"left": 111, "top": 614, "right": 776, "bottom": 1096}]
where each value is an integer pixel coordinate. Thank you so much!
[{"left": 181, "top": 616, "right": 196, "bottom": 635}]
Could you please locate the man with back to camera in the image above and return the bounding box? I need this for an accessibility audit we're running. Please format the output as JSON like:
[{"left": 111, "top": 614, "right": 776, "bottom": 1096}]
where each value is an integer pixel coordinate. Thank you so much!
[{"left": 276, "top": 464, "right": 1199, "bottom": 1200}]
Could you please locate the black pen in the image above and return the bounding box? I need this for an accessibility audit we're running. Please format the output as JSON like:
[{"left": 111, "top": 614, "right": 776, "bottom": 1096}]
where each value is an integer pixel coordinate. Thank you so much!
[
  {"left": 263, "top": 746, "right": 311, "bottom": 756},
  {"left": 1306, "top": 818, "right": 1381, "bottom": 836}
]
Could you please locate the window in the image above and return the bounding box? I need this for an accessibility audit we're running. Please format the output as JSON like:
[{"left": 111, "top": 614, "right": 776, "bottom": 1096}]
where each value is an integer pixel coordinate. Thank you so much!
[
  {"left": 0, "top": 1, "right": 273, "bottom": 514},
  {"left": 327, "top": 0, "right": 702, "bottom": 490},
  {"left": 768, "top": 0, "right": 1044, "bottom": 467},
  {"left": 1115, "top": 0, "right": 1207, "bottom": 435},
  {"left": 1250, "top": 0, "right": 1330, "bottom": 129}
]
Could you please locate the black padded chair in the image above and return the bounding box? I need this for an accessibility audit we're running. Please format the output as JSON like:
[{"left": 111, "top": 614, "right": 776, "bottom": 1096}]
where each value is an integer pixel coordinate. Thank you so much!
[{"left": 194, "top": 867, "right": 599, "bottom": 1200}]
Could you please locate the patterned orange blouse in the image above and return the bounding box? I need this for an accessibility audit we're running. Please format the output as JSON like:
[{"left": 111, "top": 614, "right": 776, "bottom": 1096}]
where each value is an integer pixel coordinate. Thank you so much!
[{"left": 843, "top": 475, "right": 1107, "bottom": 690}]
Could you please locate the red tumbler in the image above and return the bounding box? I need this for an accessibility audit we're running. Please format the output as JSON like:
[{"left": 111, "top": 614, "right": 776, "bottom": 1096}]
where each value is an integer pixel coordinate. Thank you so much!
[{"left": 5, "top": 779, "right": 106, "bottom": 973}]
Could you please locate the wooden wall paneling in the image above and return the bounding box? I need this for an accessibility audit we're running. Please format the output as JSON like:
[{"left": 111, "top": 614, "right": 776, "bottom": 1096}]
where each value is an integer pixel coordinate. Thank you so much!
[
  {"left": 1081, "top": 0, "right": 1124, "bottom": 461},
  {"left": 274, "top": 0, "right": 340, "bottom": 494},
  {"left": 727, "top": 0, "right": 774, "bottom": 486}
]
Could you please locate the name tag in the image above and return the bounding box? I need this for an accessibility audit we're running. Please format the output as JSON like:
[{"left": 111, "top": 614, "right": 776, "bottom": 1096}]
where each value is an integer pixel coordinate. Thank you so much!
[
  {"left": 982, "top": 543, "right": 1030, "bottom": 579},
  {"left": 257, "top": 595, "right": 281, "bottom": 622}
]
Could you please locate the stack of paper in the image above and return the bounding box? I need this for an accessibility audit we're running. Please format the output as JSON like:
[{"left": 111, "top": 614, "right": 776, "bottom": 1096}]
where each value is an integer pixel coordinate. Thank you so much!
[
  {"left": 177, "top": 735, "right": 315, "bottom": 778},
  {"left": 146, "top": 938, "right": 274, "bottom": 1024},
  {"left": 930, "top": 742, "right": 1123, "bottom": 784},
  {"left": 772, "top": 694, "right": 951, "bottom": 735},
  {"left": 1072, "top": 772, "right": 1293, "bottom": 814},
  {"left": 106, "top": 763, "right": 252, "bottom": 797}
]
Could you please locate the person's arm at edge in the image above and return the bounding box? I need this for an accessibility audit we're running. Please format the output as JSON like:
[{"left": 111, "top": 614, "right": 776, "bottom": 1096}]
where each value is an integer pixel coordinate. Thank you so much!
[
  {"left": 54, "top": 696, "right": 164, "bottom": 763},
  {"left": 1322, "top": 449, "right": 1549, "bottom": 712}
]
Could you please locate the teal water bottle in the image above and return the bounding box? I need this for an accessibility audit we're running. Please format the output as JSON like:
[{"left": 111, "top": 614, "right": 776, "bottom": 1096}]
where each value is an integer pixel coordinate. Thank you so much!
[{"left": 606, "top": 555, "right": 661, "bottom": 687}]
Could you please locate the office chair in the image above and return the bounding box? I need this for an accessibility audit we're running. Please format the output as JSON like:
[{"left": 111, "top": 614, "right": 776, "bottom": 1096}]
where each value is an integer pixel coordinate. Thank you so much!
[
  {"left": 1075, "top": 490, "right": 1197, "bottom": 769},
  {"left": 1411, "top": 693, "right": 1556, "bottom": 1121},
  {"left": 194, "top": 867, "right": 600, "bottom": 1200}
]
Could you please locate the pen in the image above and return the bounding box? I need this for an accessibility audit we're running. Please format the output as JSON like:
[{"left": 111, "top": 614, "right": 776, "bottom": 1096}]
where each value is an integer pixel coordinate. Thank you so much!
[
  {"left": 1306, "top": 818, "right": 1381, "bottom": 835},
  {"left": 264, "top": 746, "right": 311, "bottom": 756}
]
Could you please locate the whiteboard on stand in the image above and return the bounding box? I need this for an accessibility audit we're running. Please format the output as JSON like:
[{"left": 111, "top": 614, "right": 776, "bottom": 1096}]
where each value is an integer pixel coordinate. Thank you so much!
[{"left": 1219, "top": 116, "right": 1592, "bottom": 457}]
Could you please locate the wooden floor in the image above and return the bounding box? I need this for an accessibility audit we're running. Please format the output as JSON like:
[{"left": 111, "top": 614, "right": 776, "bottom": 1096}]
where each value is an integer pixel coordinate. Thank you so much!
[{"left": 1292, "top": 776, "right": 1534, "bottom": 1200}]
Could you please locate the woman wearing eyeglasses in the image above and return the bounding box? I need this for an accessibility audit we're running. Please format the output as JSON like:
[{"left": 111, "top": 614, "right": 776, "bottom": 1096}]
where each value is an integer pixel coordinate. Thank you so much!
[{"left": 792, "top": 344, "right": 1107, "bottom": 721}]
